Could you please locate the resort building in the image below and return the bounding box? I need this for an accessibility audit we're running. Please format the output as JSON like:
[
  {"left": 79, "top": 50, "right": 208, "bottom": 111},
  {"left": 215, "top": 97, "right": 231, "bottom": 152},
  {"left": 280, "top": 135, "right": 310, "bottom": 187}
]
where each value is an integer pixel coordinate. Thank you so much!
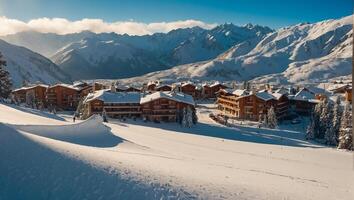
[
  {"left": 83, "top": 90, "right": 142, "bottom": 118},
  {"left": 141, "top": 91, "right": 195, "bottom": 122},
  {"left": 217, "top": 89, "right": 290, "bottom": 121},
  {"left": 46, "top": 84, "right": 81, "bottom": 111}
]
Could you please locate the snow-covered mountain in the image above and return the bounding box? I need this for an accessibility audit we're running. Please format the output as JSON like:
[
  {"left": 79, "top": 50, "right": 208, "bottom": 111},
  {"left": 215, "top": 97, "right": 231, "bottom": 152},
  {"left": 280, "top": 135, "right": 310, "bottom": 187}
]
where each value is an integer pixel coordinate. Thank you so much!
[
  {"left": 0, "top": 39, "right": 71, "bottom": 87},
  {"left": 0, "top": 31, "right": 97, "bottom": 57},
  {"left": 120, "top": 15, "right": 352, "bottom": 84},
  {"left": 5, "top": 24, "right": 271, "bottom": 80}
]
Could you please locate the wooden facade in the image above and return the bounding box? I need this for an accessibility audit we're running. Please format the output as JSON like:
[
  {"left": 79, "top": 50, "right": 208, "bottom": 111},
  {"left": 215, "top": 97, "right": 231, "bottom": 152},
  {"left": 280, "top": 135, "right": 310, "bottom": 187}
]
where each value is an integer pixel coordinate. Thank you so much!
[
  {"left": 181, "top": 83, "right": 196, "bottom": 97},
  {"left": 83, "top": 91, "right": 195, "bottom": 122},
  {"left": 12, "top": 88, "right": 27, "bottom": 103},
  {"left": 46, "top": 85, "right": 80, "bottom": 111},
  {"left": 210, "top": 83, "right": 227, "bottom": 97},
  {"left": 12, "top": 85, "right": 48, "bottom": 106},
  {"left": 141, "top": 98, "right": 192, "bottom": 122},
  {"left": 86, "top": 99, "right": 141, "bottom": 118},
  {"left": 202, "top": 85, "right": 213, "bottom": 99},
  {"left": 217, "top": 92, "right": 289, "bottom": 121},
  {"left": 26, "top": 85, "right": 48, "bottom": 106}
]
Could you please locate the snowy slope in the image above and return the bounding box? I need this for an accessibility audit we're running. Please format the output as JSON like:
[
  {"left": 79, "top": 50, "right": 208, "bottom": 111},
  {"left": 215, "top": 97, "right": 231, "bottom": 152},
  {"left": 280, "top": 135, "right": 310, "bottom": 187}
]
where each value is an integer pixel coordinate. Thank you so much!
[
  {"left": 122, "top": 15, "right": 352, "bottom": 84},
  {"left": 0, "top": 31, "right": 97, "bottom": 57},
  {"left": 1, "top": 102, "right": 353, "bottom": 200},
  {"left": 49, "top": 24, "right": 272, "bottom": 80},
  {"left": 0, "top": 39, "right": 71, "bottom": 87}
]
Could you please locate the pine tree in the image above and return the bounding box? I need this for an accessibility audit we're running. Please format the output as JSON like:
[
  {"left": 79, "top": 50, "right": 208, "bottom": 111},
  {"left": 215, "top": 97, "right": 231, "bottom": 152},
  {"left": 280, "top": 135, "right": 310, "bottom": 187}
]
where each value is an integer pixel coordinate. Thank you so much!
[
  {"left": 313, "top": 100, "right": 324, "bottom": 138},
  {"left": 186, "top": 106, "right": 194, "bottom": 128},
  {"left": 338, "top": 102, "right": 353, "bottom": 150},
  {"left": 263, "top": 113, "right": 269, "bottom": 127},
  {"left": 192, "top": 108, "right": 198, "bottom": 125},
  {"left": 321, "top": 99, "right": 333, "bottom": 142},
  {"left": 326, "top": 96, "right": 342, "bottom": 145},
  {"left": 306, "top": 111, "right": 315, "bottom": 140},
  {"left": 76, "top": 97, "right": 85, "bottom": 119},
  {"left": 0, "top": 52, "right": 12, "bottom": 99},
  {"left": 267, "top": 106, "right": 277, "bottom": 129},
  {"left": 182, "top": 107, "right": 187, "bottom": 127}
]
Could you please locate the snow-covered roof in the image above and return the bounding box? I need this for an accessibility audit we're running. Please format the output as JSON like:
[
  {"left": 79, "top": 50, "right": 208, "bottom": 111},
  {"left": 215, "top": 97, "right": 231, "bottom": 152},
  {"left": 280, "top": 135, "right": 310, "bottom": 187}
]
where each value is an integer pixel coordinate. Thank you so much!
[
  {"left": 147, "top": 81, "right": 157, "bottom": 86},
  {"left": 274, "top": 87, "right": 289, "bottom": 95},
  {"left": 306, "top": 86, "right": 328, "bottom": 95},
  {"left": 255, "top": 91, "right": 275, "bottom": 101},
  {"left": 210, "top": 81, "right": 224, "bottom": 88},
  {"left": 219, "top": 88, "right": 233, "bottom": 94},
  {"left": 181, "top": 82, "right": 195, "bottom": 87},
  {"left": 156, "top": 84, "right": 171, "bottom": 89},
  {"left": 292, "top": 88, "right": 316, "bottom": 101},
  {"left": 84, "top": 90, "right": 141, "bottom": 104},
  {"left": 12, "top": 84, "right": 49, "bottom": 92},
  {"left": 141, "top": 91, "right": 195, "bottom": 106},
  {"left": 116, "top": 85, "right": 129, "bottom": 90},
  {"left": 271, "top": 92, "right": 285, "bottom": 100},
  {"left": 327, "top": 84, "right": 351, "bottom": 92},
  {"left": 49, "top": 83, "right": 81, "bottom": 91},
  {"left": 232, "top": 89, "right": 249, "bottom": 96}
]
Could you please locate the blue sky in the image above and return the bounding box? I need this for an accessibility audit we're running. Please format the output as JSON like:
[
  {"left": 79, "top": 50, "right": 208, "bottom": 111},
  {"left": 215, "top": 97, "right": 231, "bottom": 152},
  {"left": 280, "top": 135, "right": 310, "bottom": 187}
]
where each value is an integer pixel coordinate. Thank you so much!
[{"left": 0, "top": 0, "right": 352, "bottom": 28}]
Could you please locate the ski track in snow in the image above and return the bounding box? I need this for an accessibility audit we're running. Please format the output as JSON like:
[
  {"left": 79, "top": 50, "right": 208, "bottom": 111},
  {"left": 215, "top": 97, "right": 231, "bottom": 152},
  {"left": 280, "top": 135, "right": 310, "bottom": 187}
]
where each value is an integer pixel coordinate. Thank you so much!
[{"left": 0, "top": 102, "right": 353, "bottom": 200}]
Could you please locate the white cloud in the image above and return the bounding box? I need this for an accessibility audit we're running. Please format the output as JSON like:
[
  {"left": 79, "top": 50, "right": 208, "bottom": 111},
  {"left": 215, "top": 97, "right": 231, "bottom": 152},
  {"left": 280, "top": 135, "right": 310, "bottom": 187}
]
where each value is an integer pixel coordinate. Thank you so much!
[{"left": 0, "top": 16, "right": 217, "bottom": 36}]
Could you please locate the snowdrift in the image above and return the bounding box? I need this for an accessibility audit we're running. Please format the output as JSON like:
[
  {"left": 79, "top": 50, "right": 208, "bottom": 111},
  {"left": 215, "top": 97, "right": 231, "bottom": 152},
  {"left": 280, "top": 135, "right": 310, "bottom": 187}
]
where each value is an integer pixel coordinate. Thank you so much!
[
  {"left": 0, "top": 123, "right": 193, "bottom": 200},
  {"left": 13, "top": 115, "right": 122, "bottom": 147}
]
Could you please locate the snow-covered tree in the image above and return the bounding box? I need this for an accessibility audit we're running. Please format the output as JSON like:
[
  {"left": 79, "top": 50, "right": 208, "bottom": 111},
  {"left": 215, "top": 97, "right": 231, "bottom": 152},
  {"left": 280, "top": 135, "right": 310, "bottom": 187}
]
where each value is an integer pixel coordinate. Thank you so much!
[
  {"left": 321, "top": 99, "right": 333, "bottom": 142},
  {"left": 338, "top": 102, "right": 352, "bottom": 150},
  {"left": 0, "top": 52, "right": 12, "bottom": 99},
  {"left": 326, "top": 96, "right": 342, "bottom": 145},
  {"left": 182, "top": 107, "right": 187, "bottom": 127},
  {"left": 267, "top": 106, "right": 277, "bottom": 129},
  {"left": 186, "top": 106, "right": 194, "bottom": 128},
  {"left": 76, "top": 97, "right": 86, "bottom": 119},
  {"left": 192, "top": 108, "right": 198, "bottom": 125},
  {"left": 263, "top": 113, "right": 268, "bottom": 127},
  {"left": 306, "top": 111, "right": 315, "bottom": 140}
]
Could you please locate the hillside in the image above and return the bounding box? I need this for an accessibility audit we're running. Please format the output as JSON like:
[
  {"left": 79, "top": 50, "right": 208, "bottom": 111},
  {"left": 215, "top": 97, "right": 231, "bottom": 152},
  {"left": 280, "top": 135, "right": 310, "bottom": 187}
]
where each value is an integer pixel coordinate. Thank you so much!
[{"left": 0, "top": 39, "right": 71, "bottom": 87}]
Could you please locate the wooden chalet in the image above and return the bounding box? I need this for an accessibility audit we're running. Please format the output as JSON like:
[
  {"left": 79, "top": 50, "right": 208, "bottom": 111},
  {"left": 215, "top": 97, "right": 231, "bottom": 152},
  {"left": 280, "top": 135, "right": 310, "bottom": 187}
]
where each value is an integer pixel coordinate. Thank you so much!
[
  {"left": 217, "top": 89, "right": 289, "bottom": 121},
  {"left": 12, "top": 84, "right": 48, "bottom": 106},
  {"left": 140, "top": 91, "right": 195, "bottom": 122},
  {"left": 202, "top": 84, "right": 213, "bottom": 99},
  {"left": 156, "top": 84, "right": 172, "bottom": 91},
  {"left": 46, "top": 84, "right": 80, "bottom": 111},
  {"left": 328, "top": 84, "right": 351, "bottom": 94},
  {"left": 210, "top": 82, "right": 227, "bottom": 97},
  {"left": 73, "top": 82, "right": 93, "bottom": 98},
  {"left": 11, "top": 88, "right": 27, "bottom": 103},
  {"left": 289, "top": 88, "right": 320, "bottom": 115},
  {"left": 83, "top": 90, "right": 141, "bottom": 118},
  {"left": 181, "top": 82, "right": 196, "bottom": 98}
]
